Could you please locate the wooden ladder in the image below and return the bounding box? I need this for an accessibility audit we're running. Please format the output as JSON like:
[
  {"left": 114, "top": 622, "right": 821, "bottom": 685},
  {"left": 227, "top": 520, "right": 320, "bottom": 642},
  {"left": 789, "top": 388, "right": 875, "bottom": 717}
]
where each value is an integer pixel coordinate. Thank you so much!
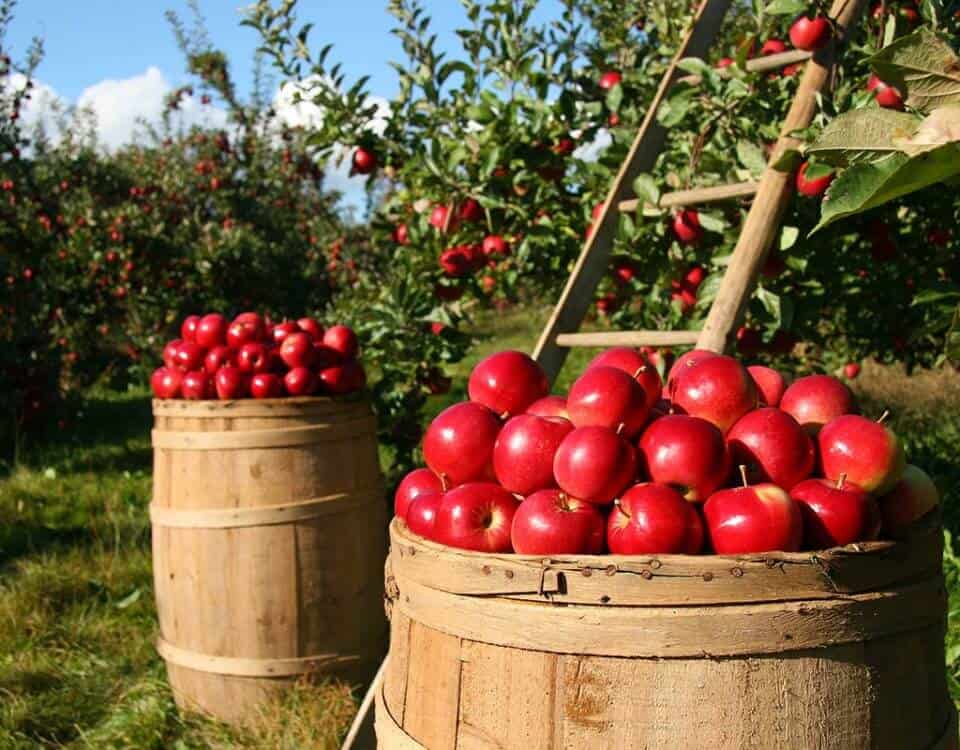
[{"left": 533, "top": 0, "right": 869, "bottom": 382}]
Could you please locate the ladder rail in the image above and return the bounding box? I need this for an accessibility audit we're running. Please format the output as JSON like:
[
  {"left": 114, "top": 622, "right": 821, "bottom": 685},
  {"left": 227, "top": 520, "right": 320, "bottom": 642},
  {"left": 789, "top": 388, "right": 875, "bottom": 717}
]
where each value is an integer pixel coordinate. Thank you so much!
[
  {"left": 695, "top": 0, "right": 870, "bottom": 352},
  {"left": 532, "top": 0, "right": 735, "bottom": 386}
]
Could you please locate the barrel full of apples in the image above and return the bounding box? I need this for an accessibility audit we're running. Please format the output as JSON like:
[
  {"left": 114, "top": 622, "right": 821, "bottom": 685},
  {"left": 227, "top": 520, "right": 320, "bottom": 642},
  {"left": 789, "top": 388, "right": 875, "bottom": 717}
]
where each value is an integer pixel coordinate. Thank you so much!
[
  {"left": 380, "top": 347, "right": 953, "bottom": 750},
  {"left": 396, "top": 348, "right": 935, "bottom": 555}
]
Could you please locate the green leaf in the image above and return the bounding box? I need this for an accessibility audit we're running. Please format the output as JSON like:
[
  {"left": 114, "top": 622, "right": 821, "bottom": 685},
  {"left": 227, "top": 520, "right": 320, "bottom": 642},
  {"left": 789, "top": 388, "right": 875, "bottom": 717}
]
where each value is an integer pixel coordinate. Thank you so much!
[
  {"left": 632, "top": 174, "right": 660, "bottom": 207},
  {"left": 697, "top": 211, "right": 727, "bottom": 233},
  {"left": 807, "top": 109, "right": 921, "bottom": 165},
  {"left": 812, "top": 143, "right": 960, "bottom": 233},
  {"left": 772, "top": 148, "right": 803, "bottom": 173},
  {"left": 677, "top": 58, "right": 712, "bottom": 77},
  {"left": 869, "top": 29, "right": 960, "bottom": 112},
  {"left": 755, "top": 286, "right": 783, "bottom": 327},
  {"left": 779, "top": 225, "right": 799, "bottom": 251},
  {"left": 764, "top": 0, "right": 806, "bottom": 15},
  {"left": 465, "top": 104, "right": 495, "bottom": 123},
  {"left": 605, "top": 83, "right": 623, "bottom": 113},
  {"left": 657, "top": 88, "right": 695, "bottom": 127},
  {"left": 893, "top": 105, "right": 960, "bottom": 156},
  {"left": 736, "top": 141, "right": 767, "bottom": 177}
]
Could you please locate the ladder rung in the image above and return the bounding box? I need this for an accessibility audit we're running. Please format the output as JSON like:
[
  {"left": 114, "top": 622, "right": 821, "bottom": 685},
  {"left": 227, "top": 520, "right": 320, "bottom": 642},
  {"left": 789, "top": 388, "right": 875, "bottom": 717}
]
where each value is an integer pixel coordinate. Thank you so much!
[
  {"left": 556, "top": 331, "right": 702, "bottom": 348},
  {"left": 676, "top": 49, "right": 813, "bottom": 86},
  {"left": 619, "top": 180, "right": 758, "bottom": 212},
  {"left": 745, "top": 49, "right": 812, "bottom": 73}
]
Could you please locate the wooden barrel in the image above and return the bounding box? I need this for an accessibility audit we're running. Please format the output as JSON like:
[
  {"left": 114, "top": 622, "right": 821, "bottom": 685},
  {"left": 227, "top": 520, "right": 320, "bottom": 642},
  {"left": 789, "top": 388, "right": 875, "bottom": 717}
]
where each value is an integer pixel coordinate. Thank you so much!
[
  {"left": 378, "top": 515, "right": 957, "bottom": 749},
  {"left": 151, "top": 396, "right": 387, "bottom": 724}
]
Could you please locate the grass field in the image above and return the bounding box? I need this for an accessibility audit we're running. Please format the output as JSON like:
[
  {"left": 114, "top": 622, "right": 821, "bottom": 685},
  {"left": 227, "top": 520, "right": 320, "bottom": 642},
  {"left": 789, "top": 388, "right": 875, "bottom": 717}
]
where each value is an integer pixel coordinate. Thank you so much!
[{"left": 2, "top": 306, "right": 960, "bottom": 747}]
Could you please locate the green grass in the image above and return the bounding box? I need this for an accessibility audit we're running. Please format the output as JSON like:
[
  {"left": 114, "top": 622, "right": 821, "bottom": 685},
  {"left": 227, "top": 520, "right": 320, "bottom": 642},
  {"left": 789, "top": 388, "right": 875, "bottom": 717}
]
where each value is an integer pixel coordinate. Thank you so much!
[{"left": 2, "top": 307, "right": 960, "bottom": 747}]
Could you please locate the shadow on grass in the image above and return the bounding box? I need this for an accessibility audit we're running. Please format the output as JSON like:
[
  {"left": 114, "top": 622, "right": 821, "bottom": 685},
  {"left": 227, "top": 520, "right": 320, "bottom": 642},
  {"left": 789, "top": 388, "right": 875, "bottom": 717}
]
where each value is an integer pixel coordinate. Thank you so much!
[{"left": 0, "top": 522, "right": 91, "bottom": 568}]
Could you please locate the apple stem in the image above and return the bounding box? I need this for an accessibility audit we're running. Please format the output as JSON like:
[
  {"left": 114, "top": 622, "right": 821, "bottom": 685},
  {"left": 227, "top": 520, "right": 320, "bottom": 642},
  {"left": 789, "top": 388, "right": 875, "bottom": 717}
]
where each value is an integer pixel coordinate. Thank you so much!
[
  {"left": 877, "top": 409, "right": 890, "bottom": 424},
  {"left": 558, "top": 491, "right": 570, "bottom": 511},
  {"left": 439, "top": 473, "right": 450, "bottom": 493},
  {"left": 632, "top": 366, "right": 646, "bottom": 380},
  {"left": 738, "top": 464, "right": 749, "bottom": 487},
  {"left": 499, "top": 410, "right": 511, "bottom": 421},
  {"left": 836, "top": 473, "right": 847, "bottom": 490},
  {"left": 616, "top": 422, "right": 626, "bottom": 436},
  {"left": 614, "top": 498, "right": 630, "bottom": 518}
]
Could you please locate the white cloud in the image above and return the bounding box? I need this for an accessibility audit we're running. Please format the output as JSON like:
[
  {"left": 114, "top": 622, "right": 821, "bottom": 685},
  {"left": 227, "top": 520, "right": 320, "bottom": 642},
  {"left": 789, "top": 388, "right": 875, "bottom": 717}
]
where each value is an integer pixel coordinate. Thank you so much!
[{"left": 574, "top": 128, "right": 612, "bottom": 162}]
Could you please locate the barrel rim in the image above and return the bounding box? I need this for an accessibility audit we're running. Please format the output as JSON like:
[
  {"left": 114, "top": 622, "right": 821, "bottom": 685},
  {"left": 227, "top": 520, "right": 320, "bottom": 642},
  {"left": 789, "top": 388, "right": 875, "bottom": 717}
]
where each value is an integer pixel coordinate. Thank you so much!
[
  {"left": 152, "top": 393, "right": 368, "bottom": 417},
  {"left": 388, "top": 513, "right": 941, "bottom": 604}
]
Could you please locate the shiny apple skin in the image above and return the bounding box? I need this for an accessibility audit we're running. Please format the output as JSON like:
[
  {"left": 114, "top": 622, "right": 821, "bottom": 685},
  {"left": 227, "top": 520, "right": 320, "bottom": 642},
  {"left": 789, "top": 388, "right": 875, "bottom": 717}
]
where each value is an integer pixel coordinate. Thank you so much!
[
  {"left": 791, "top": 477, "right": 880, "bottom": 549},
  {"left": 423, "top": 401, "right": 501, "bottom": 486},
  {"left": 704, "top": 483, "right": 803, "bottom": 554},
  {"left": 526, "top": 395, "right": 569, "bottom": 420},
  {"left": 818, "top": 414, "right": 905, "bottom": 494},
  {"left": 553, "top": 426, "right": 637, "bottom": 505},
  {"left": 666, "top": 348, "right": 718, "bottom": 390},
  {"left": 493, "top": 415, "right": 573, "bottom": 495},
  {"left": 671, "top": 355, "right": 758, "bottom": 433},
  {"left": 510, "top": 490, "right": 605, "bottom": 555},
  {"left": 406, "top": 492, "right": 443, "bottom": 540},
  {"left": 638, "top": 414, "right": 730, "bottom": 502},
  {"left": 747, "top": 365, "right": 787, "bottom": 407},
  {"left": 878, "top": 464, "right": 940, "bottom": 537},
  {"left": 587, "top": 347, "right": 662, "bottom": 410},
  {"left": 607, "top": 483, "right": 698, "bottom": 554},
  {"left": 727, "top": 407, "right": 815, "bottom": 490},
  {"left": 567, "top": 366, "right": 650, "bottom": 437},
  {"left": 394, "top": 467, "right": 445, "bottom": 520},
  {"left": 779, "top": 374, "right": 856, "bottom": 434},
  {"left": 468, "top": 350, "right": 549, "bottom": 418},
  {"left": 432, "top": 482, "right": 520, "bottom": 552}
]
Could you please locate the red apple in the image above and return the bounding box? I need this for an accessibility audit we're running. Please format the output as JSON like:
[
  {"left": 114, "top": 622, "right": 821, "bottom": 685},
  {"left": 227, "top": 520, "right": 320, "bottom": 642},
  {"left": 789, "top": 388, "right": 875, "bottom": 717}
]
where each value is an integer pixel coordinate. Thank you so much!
[
  {"left": 493, "top": 414, "right": 573, "bottom": 495},
  {"left": 526, "top": 395, "right": 569, "bottom": 419},
  {"left": 214, "top": 366, "right": 248, "bottom": 400},
  {"left": 777, "top": 374, "right": 856, "bottom": 434},
  {"left": 844, "top": 362, "right": 861, "bottom": 379},
  {"left": 393, "top": 223, "right": 410, "bottom": 245},
  {"left": 482, "top": 235, "right": 509, "bottom": 257},
  {"left": 468, "top": 350, "right": 549, "bottom": 418},
  {"left": 319, "top": 360, "right": 366, "bottom": 394},
  {"left": 250, "top": 372, "right": 284, "bottom": 399},
  {"left": 180, "top": 315, "right": 201, "bottom": 343},
  {"left": 233, "top": 312, "right": 267, "bottom": 340},
  {"left": 226, "top": 320, "right": 260, "bottom": 349},
  {"left": 433, "top": 482, "right": 520, "bottom": 552},
  {"left": 284, "top": 366, "right": 317, "bottom": 397},
  {"left": 406, "top": 492, "right": 443, "bottom": 539},
  {"left": 322, "top": 325, "right": 359, "bottom": 359},
  {"left": 760, "top": 38, "right": 788, "bottom": 56},
  {"left": 747, "top": 365, "right": 787, "bottom": 407},
  {"left": 638, "top": 414, "right": 730, "bottom": 502},
  {"left": 607, "top": 483, "right": 700, "bottom": 554},
  {"left": 727, "top": 407, "right": 815, "bottom": 490},
  {"left": 195, "top": 313, "right": 228, "bottom": 348},
  {"left": 423, "top": 401, "right": 501, "bottom": 486},
  {"left": 181, "top": 370, "right": 214, "bottom": 400},
  {"left": 204, "top": 345, "right": 237, "bottom": 375},
  {"left": 672, "top": 209, "right": 703, "bottom": 244},
  {"left": 704, "top": 480, "right": 803, "bottom": 554},
  {"left": 789, "top": 15, "right": 831, "bottom": 51},
  {"left": 867, "top": 74, "right": 905, "bottom": 110},
  {"left": 511, "top": 490, "right": 605, "bottom": 555},
  {"left": 666, "top": 348, "right": 717, "bottom": 390},
  {"left": 280, "top": 332, "right": 315, "bottom": 369},
  {"left": 796, "top": 161, "right": 834, "bottom": 197},
  {"left": 818, "top": 414, "right": 906, "bottom": 494},
  {"left": 458, "top": 198, "right": 484, "bottom": 223},
  {"left": 173, "top": 341, "right": 206, "bottom": 372},
  {"left": 237, "top": 342, "right": 272, "bottom": 374},
  {"left": 151, "top": 367, "right": 183, "bottom": 399},
  {"left": 878, "top": 464, "right": 940, "bottom": 536},
  {"left": 271, "top": 321, "right": 300, "bottom": 345},
  {"left": 791, "top": 476, "right": 880, "bottom": 548},
  {"left": 586, "top": 347, "right": 662, "bottom": 410},
  {"left": 394, "top": 467, "right": 445, "bottom": 520},
  {"left": 351, "top": 146, "right": 377, "bottom": 175},
  {"left": 671, "top": 355, "right": 758, "bottom": 433},
  {"left": 598, "top": 70, "right": 622, "bottom": 89},
  {"left": 162, "top": 339, "right": 182, "bottom": 369},
  {"left": 297, "top": 317, "right": 324, "bottom": 341},
  {"left": 553, "top": 426, "right": 637, "bottom": 505},
  {"left": 567, "top": 366, "right": 650, "bottom": 437}
]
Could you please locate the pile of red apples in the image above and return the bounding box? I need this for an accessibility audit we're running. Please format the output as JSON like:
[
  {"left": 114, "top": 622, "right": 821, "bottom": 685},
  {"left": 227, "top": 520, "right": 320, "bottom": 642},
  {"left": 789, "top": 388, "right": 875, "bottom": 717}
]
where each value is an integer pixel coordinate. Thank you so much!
[
  {"left": 394, "top": 348, "right": 939, "bottom": 556},
  {"left": 151, "top": 312, "right": 364, "bottom": 400}
]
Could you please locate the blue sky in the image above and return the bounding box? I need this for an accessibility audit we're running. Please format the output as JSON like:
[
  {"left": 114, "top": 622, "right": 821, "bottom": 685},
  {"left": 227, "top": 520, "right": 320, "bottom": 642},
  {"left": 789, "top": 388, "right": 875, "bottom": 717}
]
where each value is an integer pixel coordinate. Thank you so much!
[{"left": 5, "top": 1, "right": 565, "bottom": 208}]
